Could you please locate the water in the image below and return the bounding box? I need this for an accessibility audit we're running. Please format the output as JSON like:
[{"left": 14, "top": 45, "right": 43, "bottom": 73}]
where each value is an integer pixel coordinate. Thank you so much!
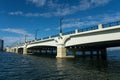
[{"left": 0, "top": 50, "right": 120, "bottom": 80}]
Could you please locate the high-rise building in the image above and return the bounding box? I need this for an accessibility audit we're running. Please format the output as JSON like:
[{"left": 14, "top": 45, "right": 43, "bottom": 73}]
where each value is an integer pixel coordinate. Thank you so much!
[{"left": 0, "top": 39, "right": 4, "bottom": 51}]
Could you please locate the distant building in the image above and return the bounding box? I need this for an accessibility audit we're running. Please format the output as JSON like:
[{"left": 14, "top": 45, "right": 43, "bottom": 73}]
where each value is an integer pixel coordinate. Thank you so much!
[{"left": 0, "top": 39, "right": 4, "bottom": 51}]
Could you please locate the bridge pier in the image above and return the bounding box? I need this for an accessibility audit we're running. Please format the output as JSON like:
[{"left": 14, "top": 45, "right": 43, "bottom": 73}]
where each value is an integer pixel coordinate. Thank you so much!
[
  {"left": 14, "top": 49, "right": 16, "bottom": 53},
  {"left": 56, "top": 46, "right": 66, "bottom": 58},
  {"left": 82, "top": 50, "right": 86, "bottom": 57},
  {"left": 96, "top": 50, "right": 100, "bottom": 59},
  {"left": 90, "top": 50, "right": 93, "bottom": 58},
  {"left": 18, "top": 48, "right": 23, "bottom": 54},
  {"left": 23, "top": 47, "right": 27, "bottom": 54},
  {"left": 23, "top": 43, "right": 29, "bottom": 54},
  {"left": 16, "top": 48, "right": 18, "bottom": 53},
  {"left": 100, "top": 48, "right": 107, "bottom": 60},
  {"left": 56, "top": 45, "right": 74, "bottom": 58},
  {"left": 72, "top": 50, "right": 76, "bottom": 56}
]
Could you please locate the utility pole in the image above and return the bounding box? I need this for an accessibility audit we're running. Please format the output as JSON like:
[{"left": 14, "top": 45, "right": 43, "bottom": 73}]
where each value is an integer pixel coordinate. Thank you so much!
[{"left": 35, "top": 29, "right": 39, "bottom": 40}]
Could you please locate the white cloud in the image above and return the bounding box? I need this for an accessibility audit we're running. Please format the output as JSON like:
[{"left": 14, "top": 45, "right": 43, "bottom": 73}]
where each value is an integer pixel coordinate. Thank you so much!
[
  {"left": 39, "top": 0, "right": 110, "bottom": 16},
  {"left": 3, "top": 36, "right": 24, "bottom": 46},
  {"left": 25, "top": 12, "right": 51, "bottom": 17},
  {"left": 61, "top": 12, "right": 120, "bottom": 29},
  {"left": 8, "top": 11, "right": 23, "bottom": 15},
  {"left": 1, "top": 28, "right": 35, "bottom": 47},
  {"left": 45, "top": 28, "right": 51, "bottom": 31},
  {"left": 8, "top": 0, "right": 111, "bottom": 17},
  {"left": 27, "top": 0, "right": 46, "bottom": 7},
  {"left": 3, "top": 36, "right": 34, "bottom": 47},
  {"left": 91, "top": 0, "right": 110, "bottom": 6},
  {"left": 8, "top": 11, "right": 51, "bottom": 17},
  {"left": 1, "top": 28, "right": 32, "bottom": 36}
]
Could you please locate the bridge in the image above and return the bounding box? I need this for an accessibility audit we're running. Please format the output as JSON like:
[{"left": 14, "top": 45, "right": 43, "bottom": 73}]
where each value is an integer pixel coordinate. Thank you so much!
[{"left": 6, "top": 21, "right": 120, "bottom": 59}]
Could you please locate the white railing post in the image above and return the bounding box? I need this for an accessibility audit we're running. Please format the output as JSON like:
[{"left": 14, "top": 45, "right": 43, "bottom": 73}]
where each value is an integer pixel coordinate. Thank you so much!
[
  {"left": 75, "top": 29, "right": 78, "bottom": 34},
  {"left": 98, "top": 24, "right": 103, "bottom": 29}
]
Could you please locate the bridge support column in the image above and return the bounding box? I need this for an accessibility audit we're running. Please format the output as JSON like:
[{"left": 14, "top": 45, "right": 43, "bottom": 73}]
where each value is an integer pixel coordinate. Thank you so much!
[
  {"left": 16, "top": 48, "right": 18, "bottom": 53},
  {"left": 6, "top": 47, "right": 11, "bottom": 52},
  {"left": 82, "top": 51, "right": 86, "bottom": 57},
  {"left": 11, "top": 49, "right": 13, "bottom": 53},
  {"left": 96, "top": 50, "right": 100, "bottom": 59},
  {"left": 100, "top": 48, "right": 107, "bottom": 60},
  {"left": 13, "top": 49, "right": 15, "bottom": 53},
  {"left": 10, "top": 48, "right": 12, "bottom": 52},
  {"left": 90, "top": 50, "right": 93, "bottom": 58},
  {"left": 23, "top": 47, "right": 27, "bottom": 54},
  {"left": 23, "top": 44, "right": 28, "bottom": 54},
  {"left": 72, "top": 50, "right": 76, "bottom": 56},
  {"left": 56, "top": 45, "right": 74, "bottom": 58},
  {"left": 56, "top": 45, "right": 66, "bottom": 58}
]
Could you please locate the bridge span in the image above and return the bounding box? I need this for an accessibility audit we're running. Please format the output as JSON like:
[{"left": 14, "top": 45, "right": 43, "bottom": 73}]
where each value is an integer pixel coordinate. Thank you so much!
[{"left": 6, "top": 21, "right": 120, "bottom": 59}]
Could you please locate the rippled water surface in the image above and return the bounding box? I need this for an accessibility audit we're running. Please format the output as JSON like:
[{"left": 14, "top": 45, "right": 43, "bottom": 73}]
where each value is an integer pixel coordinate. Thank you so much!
[{"left": 0, "top": 50, "right": 120, "bottom": 80}]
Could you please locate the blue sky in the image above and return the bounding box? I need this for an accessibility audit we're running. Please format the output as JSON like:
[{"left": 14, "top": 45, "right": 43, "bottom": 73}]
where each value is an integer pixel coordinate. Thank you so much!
[{"left": 0, "top": 0, "right": 120, "bottom": 47}]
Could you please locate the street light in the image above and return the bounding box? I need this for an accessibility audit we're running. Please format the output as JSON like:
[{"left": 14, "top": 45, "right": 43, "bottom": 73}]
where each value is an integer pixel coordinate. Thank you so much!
[
  {"left": 60, "top": 17, "right": 63, "bottom": 34},
  {"left": 25, "top": 35, "right": 27, "bottom": 42},
  {"left": 35, "top": 29, "right": 39, "bottom": 40}
]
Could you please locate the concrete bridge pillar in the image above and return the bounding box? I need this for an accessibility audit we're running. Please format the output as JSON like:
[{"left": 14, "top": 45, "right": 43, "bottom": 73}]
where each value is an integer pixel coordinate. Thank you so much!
[
  {"left": 6, "top": 47, "right": 11, "bottom": 52},
  {"left": 11, "top": 49, "right": 13, "bottom": 53},
  {"left": 56, "top": 44, "right": 67, "bottom": 58},
  {"left": 10, "top": 48, "right": 12, "bottom": 53},
  {"left": 23, "top": 43, "right": 28, "bottom": 54},
  {"left": 72, "top": 50, "right": 76, "bottom": 56},
  {"left": 96, "top": 50, "right": 100, "bottom": 59},
  {"left": 100, "top": 48, "right": 107, "bottom": 60},
  {"left": 55, "top": 34, "right": 74, "bottom": 58},
  {"left": 56, "top": 44, "right": 75, "bottom": 58},
  {"left": 23, "top": 47, "right": 27, "bottom": 54},
  {"left": 16, "top": 48, "right": 18, "bottom": 53},
  {"left": 12, "top": 49, "right": 14, "bottom": 53},
  {"left": 90, "top": 50, "right": 93, "bottom": 58},
  {"left": 82, "top": 51, "right": 86, "bottom": 57}
]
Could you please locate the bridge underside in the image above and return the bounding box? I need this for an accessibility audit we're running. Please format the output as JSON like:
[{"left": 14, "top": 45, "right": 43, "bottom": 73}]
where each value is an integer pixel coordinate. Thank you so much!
[
  {"left": 65, "top": 40, "right": 120, "bottom": 59},
  {"left": 66, "top": 40, "right": 120, "bottom": 49},
  {"left": 27, "top": 46, "right": 57, "bottom": 56},
  {"left": 18, "top": 48, "right": 23, "bottom": 54}
]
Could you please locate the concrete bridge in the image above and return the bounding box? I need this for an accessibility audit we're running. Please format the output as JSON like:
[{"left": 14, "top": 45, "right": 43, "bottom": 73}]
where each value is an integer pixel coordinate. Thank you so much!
[{"left": 6, "top": 21, "right": 120, "bottom": 59}]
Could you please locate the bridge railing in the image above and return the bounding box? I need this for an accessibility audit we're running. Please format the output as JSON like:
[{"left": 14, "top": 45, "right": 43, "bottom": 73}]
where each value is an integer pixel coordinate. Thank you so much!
[
  {"left": 43, "top": 37, "right": 49, "bottom": 40},
  {"left": 51, "top": 34, "right": 59, "bottom": 38},
  {"left": 24, "top": 20, "right": 120, "bottom": 44},
  {"left": 34, "top": 34, "right": 59, "bottom": 41},
  {"left": 35, "top": 21, "right": 120, "bottom": 41},
  {"left": 102, "top": 21, "right": 120, "bottom": 28},
  {"left": 62, "top": 31, "right": 75, "bottom": 36},
  {"left": 78, "top": 25, "right": 98, "bottom": 32}
]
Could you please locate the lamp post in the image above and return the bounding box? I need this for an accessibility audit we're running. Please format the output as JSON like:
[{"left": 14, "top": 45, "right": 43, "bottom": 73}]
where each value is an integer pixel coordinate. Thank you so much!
[
  {"left": 35, "top": 29, "right": 39, "bottom": 40},
  {"left": 25, "top": 35, "right": 27, "bottom": 42},
  {"left": 60, "top": 17, "right": 63, "bottom": 34}
]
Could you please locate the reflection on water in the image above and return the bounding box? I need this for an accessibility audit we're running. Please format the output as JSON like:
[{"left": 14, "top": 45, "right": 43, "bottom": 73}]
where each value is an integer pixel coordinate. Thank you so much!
[{"left": 0, "top": 50, "right": 120, "bottom": 80}]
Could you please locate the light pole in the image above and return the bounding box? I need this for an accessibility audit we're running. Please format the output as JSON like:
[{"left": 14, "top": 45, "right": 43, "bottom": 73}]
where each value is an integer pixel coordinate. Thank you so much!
[
  {"left": 35, "top": 29, "right": 39, "bottom": 40},
  {"left": 60, "top": 17, "right": 63, "bottom": 34},
  {"left": 25, "top": 35, "right": 27, "bottom": 42}
]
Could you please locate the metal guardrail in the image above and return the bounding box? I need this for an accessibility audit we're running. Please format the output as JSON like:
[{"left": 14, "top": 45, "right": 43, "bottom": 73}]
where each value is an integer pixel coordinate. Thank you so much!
[
  {"left": 78, "top": 25, "right": 98, "bottom": 32},
  {"left": 62, "top": 31, "right": 75, "bottom": 35},
  {"left": 51, "top": 34, "right": 59, "bottom": 38},
  {"left": 102, "top": 21, "right": 120, "bottom": 28},
  {"left": 43, "top": 37, "right": 49, "bottom": 39}
]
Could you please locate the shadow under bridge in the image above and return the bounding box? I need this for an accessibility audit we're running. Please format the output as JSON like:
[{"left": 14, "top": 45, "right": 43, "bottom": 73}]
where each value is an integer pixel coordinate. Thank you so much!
[
  {"left": 65, "top": 40, "right": 120, "bottom": 59},
  {"left": 27, "top": 46, "right": 57, "bottom": 56}
]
